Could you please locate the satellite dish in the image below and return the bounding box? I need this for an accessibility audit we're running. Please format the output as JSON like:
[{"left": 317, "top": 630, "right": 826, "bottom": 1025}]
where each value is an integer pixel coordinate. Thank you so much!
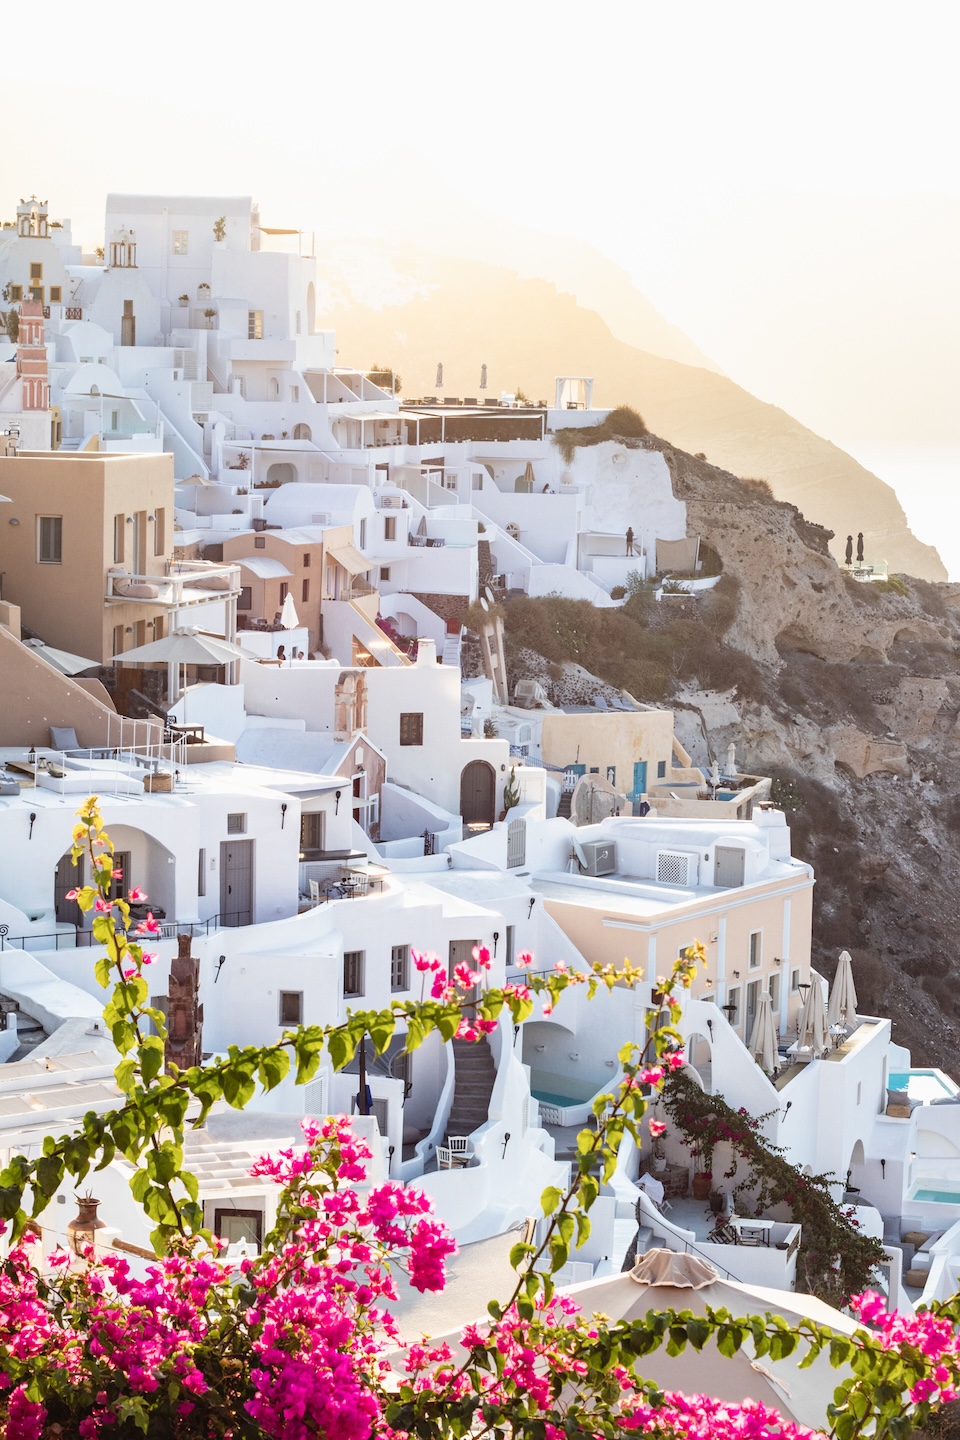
[
  {"left": 484, "top": 586, "right": 496, "bottom": 605},
  {"left": 479, "top": 597, "right": 489, "bottom": 612}
]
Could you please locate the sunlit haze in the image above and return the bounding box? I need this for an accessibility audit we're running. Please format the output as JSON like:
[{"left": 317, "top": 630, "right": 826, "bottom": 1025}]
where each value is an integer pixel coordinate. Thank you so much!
[{"left": 7, "top": 0, "right": 959, "bottom": 560}]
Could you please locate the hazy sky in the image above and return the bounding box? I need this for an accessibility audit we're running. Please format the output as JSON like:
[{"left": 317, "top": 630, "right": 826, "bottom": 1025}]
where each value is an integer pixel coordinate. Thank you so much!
[{"left": 7, "top": 0, "right": 958, "bottom": 449}]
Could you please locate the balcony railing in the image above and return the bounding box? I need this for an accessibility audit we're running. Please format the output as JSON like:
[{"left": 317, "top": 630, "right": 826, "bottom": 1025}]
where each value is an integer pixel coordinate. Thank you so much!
[{"left": 106, "top": 561, "right": 242, "bottom": 606}]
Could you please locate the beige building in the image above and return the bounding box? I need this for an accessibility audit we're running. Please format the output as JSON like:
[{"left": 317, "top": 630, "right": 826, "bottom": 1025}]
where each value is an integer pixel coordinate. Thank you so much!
[
  {"left": 539, "top": 708, "right": 677, "bottom": 807},
  {"left": 222, "top": 525, "right": 327, "bottom": 653},
  {"left": 0, "top": 451, "right": 176, "bottom": 664}
]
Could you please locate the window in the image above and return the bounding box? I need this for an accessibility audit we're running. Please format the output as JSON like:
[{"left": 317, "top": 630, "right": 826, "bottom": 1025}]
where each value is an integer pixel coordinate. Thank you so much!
[
  {"left": 301, "top": 578, "right": 309, "bottom": 603},
  {"left": 154, "top": 508, "right": 165, "bottom": 555},
  {"left": 114, "top": 514, "right": 125, "bottom": 564},
  {"left": 606, "top": 766, "right": 616, "bottom": 785},
  {"left": 384, "top": 515, "right": 396, "bottom": 541},
  {"left": 380, "top": 567, "right": 391, "bottom": 582},
  {"left": 749, "top": 931, "right": 762, "bottom": 969},
  {"left": 227, "top": 813, "right": 247, "bottom": 835},
  {"left": 50, "top": 285, "right": 62, "bottom": 303},
  {"left": 37, "top": 515, "right": 62, "bottom": 564},
  {"left": 279, "top": 582, "right": 288, "bottom": 604},
  {"left": 247, "top": 311, "right": 263, "bottom": 340},
  {"left": 657, "top": 760, "right": 667, "bottom": 779},
  {"left": 238, "top": 586, "right": 252, "bottom": 611},
  {"left": 300, "top": 811, "right": 325, "bottom": 854},
  {"left": 172, "top": 230, "right": 189, "bottom": 255},
  {"left": 768, "top": 973, "right": 779, "bottom": 1011},
  {"left": 110, "top": 410, "right": 119, "bottom": 431},
  {"left": 343, "top": 950, "right": 365, "bottom": 997},
  {"left": 726, "top": 987, "right": 741, "bottom": 1025},
  {"left": 213, "top": 1207, "right": 262, "bottom": 1254},
  {"left": 391, "top": 944, "right": 409, "bottom": 992},
  {"left": 279, "top": 991, "right": 303, "bottom": 1025},
  {"left": 198, "top": 848, "right": 206, "bottom": 897},
  {"left": 505, "top": 925, "right": 515, "bottom": 968},
  {"left": 399, "top": 712, "right": 423, "bottom": 746},
  {"left": 359, "top": 519, "right": 367, "bottom": 550},
  {"left": 296, "top": 311, "right": 302, "bottom": 334},
  {"left": 291, "top": 385, "right": 299, "bottom": 402},
  {"left": 302, "top": 552, "right": 311, "bottom": 568},
  {"left": 30, "top": 263, "right": 42, "bottom": 281},
  {"left": 112, "top": 624, "right": 125, "bottom": 657},
  {"left": 8, "top": 284, "right": 21, "bottom": 301},
  {"left": 254, "top": 536, "right": 266, "bottom": 549},
  {"left": 746, "top": 979, "right": 760, "bottom": 1023},
  {"left": 791, "top": 968, "right": 800, "bottom": 992}
]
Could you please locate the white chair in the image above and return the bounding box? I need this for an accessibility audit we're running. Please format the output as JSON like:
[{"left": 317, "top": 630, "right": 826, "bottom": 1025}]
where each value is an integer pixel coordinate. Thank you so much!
[
  {"left": 447, "top": 1135, "right": 471, "bottom": 1164},
  {"left": 436, "top": 1145, "right": 454, "bottom": 1169},
  {"left": 309, "top": 879, "right": 321, "bottom": 906}
]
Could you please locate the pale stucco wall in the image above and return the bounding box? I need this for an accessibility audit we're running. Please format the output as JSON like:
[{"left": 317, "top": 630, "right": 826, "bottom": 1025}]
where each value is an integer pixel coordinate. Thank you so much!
[{"left": 540, "top": 710, "right": 675, "bottom": 795}]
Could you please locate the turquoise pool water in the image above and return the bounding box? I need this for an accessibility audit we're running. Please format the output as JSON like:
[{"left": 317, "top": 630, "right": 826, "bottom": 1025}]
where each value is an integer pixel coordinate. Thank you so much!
[
  {"left": 533, "top": 1089, "right": 591, "bottom": 1108},
  {"left": 910, "top": 1187, "right": 960, "bottom": 1205},
  {"left": 889, "top": 1069, "right": 959, "bottom": 1103}
]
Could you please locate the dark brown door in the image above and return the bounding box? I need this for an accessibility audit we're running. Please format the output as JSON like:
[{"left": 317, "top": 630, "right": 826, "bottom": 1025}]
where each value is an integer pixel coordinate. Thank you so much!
[
  {"left": 460, "top": 761, "right": 495, "bottom": 827},
  {"left": 220, "top": 840, "right": 253, "bottom": 926}
]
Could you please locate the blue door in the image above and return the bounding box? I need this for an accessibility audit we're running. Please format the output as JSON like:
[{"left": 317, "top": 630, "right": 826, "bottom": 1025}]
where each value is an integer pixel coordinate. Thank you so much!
[{"left": 630, "top": 760, "right": 647, "bottom": 812}]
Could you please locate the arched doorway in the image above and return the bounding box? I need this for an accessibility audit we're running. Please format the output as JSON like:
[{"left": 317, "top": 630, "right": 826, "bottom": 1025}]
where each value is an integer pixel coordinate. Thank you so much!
[
  {"left": 460, "top": 761, "right": 495, "bottom": 828},
  {"left": 847, "top": 1139, "right": 866, "bottom": 1195},
  {"left": 266, "top": 461, "right": 295, "bottom": 486},
  {"left": 294, "top": 423, "right": 312, "bottom": 441}
]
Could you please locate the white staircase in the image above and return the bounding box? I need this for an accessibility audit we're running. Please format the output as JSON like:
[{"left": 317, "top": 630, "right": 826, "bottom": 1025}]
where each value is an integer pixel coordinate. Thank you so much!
[{"left": 441, "top": 627, "right": 464, "bottom": 669}]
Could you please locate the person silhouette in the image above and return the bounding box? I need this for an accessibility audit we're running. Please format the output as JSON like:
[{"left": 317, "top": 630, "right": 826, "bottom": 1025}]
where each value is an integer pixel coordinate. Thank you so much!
[
  {"left": 845, "top": 535, "right": 853, "bottom": 565},
  {"left": 276, "top": 645, "right": 286, "bottom": 662},
  {"left": 625, "top": 526, "right": 635, "bottom": 556}
]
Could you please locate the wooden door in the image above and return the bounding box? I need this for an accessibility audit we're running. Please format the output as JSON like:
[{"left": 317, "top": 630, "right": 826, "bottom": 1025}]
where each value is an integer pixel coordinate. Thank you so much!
[
  {"left": 54, "top": 853, "right": 84, "bottom": 925},
  {"left": 714, "top": 845, "right": 745, "bottom": 888},
  {"left": 460, "top": 761, "right": 495, "bottom": 827},
  {"left": 220, "top": 840, "right": 253, "bottom": 926}
]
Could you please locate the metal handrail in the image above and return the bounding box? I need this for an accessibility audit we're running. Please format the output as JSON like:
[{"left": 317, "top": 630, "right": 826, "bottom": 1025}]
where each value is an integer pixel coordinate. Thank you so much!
[{"left": 0, "top": 912, "right": 250, "bottom": 951}]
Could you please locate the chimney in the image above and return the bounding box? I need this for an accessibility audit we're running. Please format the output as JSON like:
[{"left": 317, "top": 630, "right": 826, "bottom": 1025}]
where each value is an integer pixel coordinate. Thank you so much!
[{"left": 416, "top": 637, "right": 436, "bottom": 666}]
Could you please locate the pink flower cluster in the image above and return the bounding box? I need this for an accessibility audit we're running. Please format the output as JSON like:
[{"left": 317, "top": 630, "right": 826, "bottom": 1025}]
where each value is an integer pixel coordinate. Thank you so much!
[{"left": 852, "top": 1290, "right": 960, "bottom": 1404}]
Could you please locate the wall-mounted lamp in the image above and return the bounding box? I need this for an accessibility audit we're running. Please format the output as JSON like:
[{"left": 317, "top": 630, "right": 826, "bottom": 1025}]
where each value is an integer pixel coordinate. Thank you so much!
[
  {"left": 28, "top": 812, "right": 37, "bottom": 839},
  {"left": 126, "top": 516, "right": 134, "bottom": 524},
  {"left": 147, "top": 514, "right": 156, "bottom": 522},
  {"left": 569, "top": 1052, "right": 580, "bottom": 1061},
  {"left": 704, "top": 978, "right": 713, "bottom": 988},
  {"left": 334, "top": 789, "right": 342, "bottom": 815},
  {"left": 732, "top": 969, "right": 740, "bottom": 979},
  {"left": 527, "top": 897, "right": 535, "bottom": 919},
  {"left": 880, "top": 1158, "right": 886, "bottom": 1179},
  {"left": 722, "top": 1000, "right": 737, "bottom": 1020},
  {"left": 706, "top": 1019, "right": 714, "bottom": 1040},
  {"left": 7, "top": 517, "right": 19, "bottom": 526},
  {"left": 783, "top": 1100, "right": 792, "bottom": 1116},
  {"left": 773, "top": 956, "right": 783, "bottom": 965},
  {"left": 280, "top": 802, "right": 287, "bottom": 829},
  {"left": 28, "top": 746, "right": 36, "bottom": 765},
  {"left": 513, "top": 1023, "right": 521, "bottom": 1044},
  {"left": 492, "top": 930, "right": 499, "bottom": 957},
  {"left": 501, "top": 1131, "right": 511, "bottom": 1158},
  {"left": 710, "top": 934, "right": 719, "bottom": 943},
  {"left": 214, "top": 954, "right": 227, "bottom": 983},
  {"left": 534, "top": 1043, "right": 545, "bottom": 1052},
  {"left": 605, "top": 1059, "right": 616, "bottom": 1067}
]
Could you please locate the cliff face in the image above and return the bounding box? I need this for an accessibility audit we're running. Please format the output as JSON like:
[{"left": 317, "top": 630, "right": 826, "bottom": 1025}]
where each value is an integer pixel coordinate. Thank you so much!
[{"left": 504, "top": 443, "right": 960, "bottom": 1071}]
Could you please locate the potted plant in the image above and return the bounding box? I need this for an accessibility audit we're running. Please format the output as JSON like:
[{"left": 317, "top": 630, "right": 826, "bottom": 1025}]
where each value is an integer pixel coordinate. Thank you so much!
[
  {"left": 652, "top": 1140, "right": 667, "bottom": 1175},
  {"left": 178, "top": 294, "right": 189, "bottom": 307},
  {"left": 708, "top": 1188, "right": 725, "bottom": 1214},
  {"left": 692, "top": 1168, "right": 714, "bottom": 1201}
]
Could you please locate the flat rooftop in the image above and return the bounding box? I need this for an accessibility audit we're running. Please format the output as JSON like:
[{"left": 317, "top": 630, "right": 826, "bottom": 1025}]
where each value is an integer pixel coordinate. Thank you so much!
[{"left": 532, "top": 861, "right": 806, "bottom": 920}]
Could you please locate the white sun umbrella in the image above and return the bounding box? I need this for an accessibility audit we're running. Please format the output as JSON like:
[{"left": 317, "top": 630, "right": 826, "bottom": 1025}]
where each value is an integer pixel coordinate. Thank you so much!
[
  {"left": 827, "top": 951, "right": 858, "bottom": 1030},
  {"left": 112, "top": 627, "right": 244, "bottom": 705},
  {"left": 24, "top": 639, "right": 100, "bottom": 675},
  {"left": 747, "top": 990, "right": 778, "bottom": 1074},
  {"left": 279, "top": 593, "right": 300, "bottom": 630},
  {"left": 796, "top": 977, "right": 826, "bottom": 1055}
]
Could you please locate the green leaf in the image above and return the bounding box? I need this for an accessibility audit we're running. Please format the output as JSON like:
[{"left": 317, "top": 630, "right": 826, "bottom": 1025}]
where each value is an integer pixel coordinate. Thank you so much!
[
  {"left": 541, "top": 1185, "right": 562, "bottom": 1216},
  {"left": 138, "top": 1035, "right": 166, "bottom": 1083}
]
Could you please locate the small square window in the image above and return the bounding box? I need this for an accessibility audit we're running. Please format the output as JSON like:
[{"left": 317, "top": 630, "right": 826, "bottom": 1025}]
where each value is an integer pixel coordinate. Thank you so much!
[
  {"left": 380, "top": 566, "right": 391, "bottom": 582},
  {"left": 49, "top": 285, "right": 62, "bottom": 303},
  {"left": 749, "top": 931, "right": 762, "bottom": 968},
  {"left": 302, "top": 552, "right": 311, "bottom": 568},
  {"left": 254, "top": 536, "right": 266, "bottom": 549},
  {"left": 37, "top": 515, "right": 62, "bottom": 564},
  {"left": 791, "top": 968, "right": 800, "bottom": 992},
  {"left": 384, "top": 515, "right": 396, "bottom": 541},
  {"left": 279, "top": 991, "right": 303, "bottom": 1026},
  {"left": 8, "top": 284, "right": 22, "bottom": 301},
  {"left": 399, "top": 712, "right": 423, "bottom": 746},
  {"left": 247, "top": 310, "right": 263, "bottom": 340},
  {"left": 227, "top": 813, "right": 247, "bottom": 835},
  {"left": 238, "top": 586, "right": 252, "bottom": 611},
  {"left": 343, "top": 950, "right": 365, "bottom": 997},
  {"left": 300, "top": 812, "right": 325, "bottom": 852},
  {"left": 291, "top": 385, "right": 299, "bottom": 402},
  {"left": 657, "top": 760, "right": 667, "bottom": 779},
  {"left": 391, "top": 944, "right": 409, "bottom": 992},
  {"left": 30, "top": 263, "right": 42, "bottom": 281},
  {"left": 172, "top": 230, "right": 189, "bottom": 255}
]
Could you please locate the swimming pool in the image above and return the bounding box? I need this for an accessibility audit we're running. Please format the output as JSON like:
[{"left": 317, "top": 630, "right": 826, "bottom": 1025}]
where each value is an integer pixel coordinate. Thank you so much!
[
  {"left": 909, "top": 1186, "right": 960, "bottom": 1205},
  {"left": 889, "top": 1069, "right": 959, "bottom": 1104},
  {"left": 532, "top": 1088, "right": 595, "bottom": 1108}
]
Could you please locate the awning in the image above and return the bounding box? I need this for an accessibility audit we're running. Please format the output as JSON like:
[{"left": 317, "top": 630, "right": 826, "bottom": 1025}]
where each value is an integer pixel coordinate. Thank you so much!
[{"left": 327, "top": 543, "right": 371, "bottom": 576}]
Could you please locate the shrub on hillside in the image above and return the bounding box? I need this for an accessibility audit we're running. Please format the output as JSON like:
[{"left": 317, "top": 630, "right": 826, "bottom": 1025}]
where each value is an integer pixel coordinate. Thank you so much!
[{"left": 552, "top": 404, "right": 648, "bottom": 461}]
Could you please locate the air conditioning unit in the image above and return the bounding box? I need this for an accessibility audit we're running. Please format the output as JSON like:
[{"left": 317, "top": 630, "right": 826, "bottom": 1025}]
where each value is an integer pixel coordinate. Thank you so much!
[
  {"left": 580, "top": 840, "right": 617, "bottom": 877},
  {"left": 380, "top": 495, "right": 403, "bottom": 509},
  {"left": 311, "top": 512, "right": 331, "bottom": 525},
  {"left": 656, "top": 850, "right": 699, "bottom": 886}
]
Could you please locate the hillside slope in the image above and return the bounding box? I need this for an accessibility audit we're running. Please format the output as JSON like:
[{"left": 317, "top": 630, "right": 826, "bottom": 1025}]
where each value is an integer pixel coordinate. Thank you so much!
[
  {"left": 495, "top": 442, "right": 960, "bottom": 1073},
  {"left": 324, "top": 255, "right": 945, "bottom": 581}
]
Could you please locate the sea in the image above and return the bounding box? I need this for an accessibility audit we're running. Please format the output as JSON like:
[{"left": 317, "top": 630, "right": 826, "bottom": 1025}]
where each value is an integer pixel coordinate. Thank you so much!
[{"left": 844, "top": 444, "right": 960, "bottom": 582}]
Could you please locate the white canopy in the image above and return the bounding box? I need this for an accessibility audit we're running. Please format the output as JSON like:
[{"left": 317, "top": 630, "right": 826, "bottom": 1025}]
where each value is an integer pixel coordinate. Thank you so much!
[
  {"left": 279, "top": 593, "right": 300, "bottom": 629},
  {"left": 827, "top": 950, "right": 858, "bottom": 1030},
  {"left": 796, "top": 977, "right": 826, "bottom": 1055},
  {"left": 747, "top": 990, "right": 778, "bottom": 1074},
  {"left": 25, "top": 639, "right": 100, "bottom": 675}
]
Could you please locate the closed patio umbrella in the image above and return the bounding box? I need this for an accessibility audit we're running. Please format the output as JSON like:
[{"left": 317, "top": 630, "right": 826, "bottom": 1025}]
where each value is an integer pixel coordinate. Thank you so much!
[
  {"left": 827, "top": 951, "right": 858, "bottom": 1030},
  {"left": 279, "top": 593, "right": 300, "bottom": 629},
  {"left": 747, "top": 990, "right": 778, "bottom": 1074},
  {"left": 795, "top": 977, "right": 825, "bottom": 1055}
]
